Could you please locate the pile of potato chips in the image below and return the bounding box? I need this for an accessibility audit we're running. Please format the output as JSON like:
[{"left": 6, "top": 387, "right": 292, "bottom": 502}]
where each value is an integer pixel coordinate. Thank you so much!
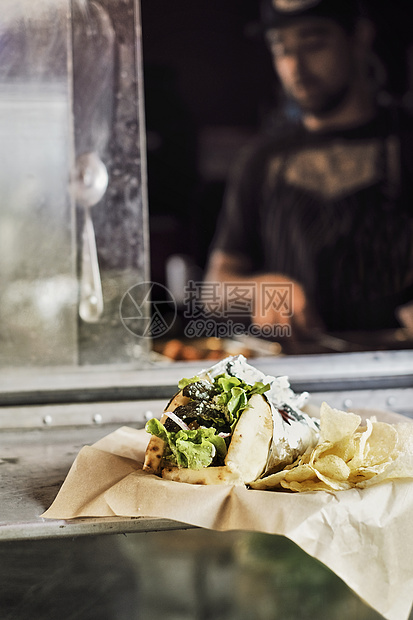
[{"left": 251, "top": 402, "right": 413, "bottom": 492}]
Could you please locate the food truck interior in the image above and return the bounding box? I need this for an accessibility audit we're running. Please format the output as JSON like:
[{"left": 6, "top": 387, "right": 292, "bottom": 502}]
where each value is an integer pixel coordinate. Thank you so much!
[{"left": 1, "top": 1, "right": 413, "bottom": 619}]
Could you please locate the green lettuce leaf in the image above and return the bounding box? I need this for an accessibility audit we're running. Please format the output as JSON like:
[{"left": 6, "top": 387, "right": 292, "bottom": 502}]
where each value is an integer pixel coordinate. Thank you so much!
[
  {"left": 145, "top": 418, "right": 227, "bottom": 469},
  {"left": 177, "top": 375, "right": 200, "bottom": 389},
  {"left": 213, "top": 374, "right": 270, "bottom": 429}
]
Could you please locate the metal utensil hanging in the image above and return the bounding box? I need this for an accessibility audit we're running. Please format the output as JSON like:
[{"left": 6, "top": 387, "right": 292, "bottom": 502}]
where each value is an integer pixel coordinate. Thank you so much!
[{"left": 74, "top": 151, "right": 108, "bottom": 323}]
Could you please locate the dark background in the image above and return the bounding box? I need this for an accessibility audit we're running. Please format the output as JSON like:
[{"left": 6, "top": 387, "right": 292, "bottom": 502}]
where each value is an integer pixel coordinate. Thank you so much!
[{"left": 140, "top": 0, "right": 413, "bottom": 286}]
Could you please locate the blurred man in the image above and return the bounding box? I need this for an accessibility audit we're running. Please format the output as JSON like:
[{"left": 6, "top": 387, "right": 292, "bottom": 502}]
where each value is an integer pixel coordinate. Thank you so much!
[{"left": 204, "top": 0, "right": 413, "bottom": 336}]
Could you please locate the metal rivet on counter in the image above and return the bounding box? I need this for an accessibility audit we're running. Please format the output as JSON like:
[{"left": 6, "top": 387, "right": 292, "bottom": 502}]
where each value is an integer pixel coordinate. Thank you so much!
[
  {"left": 93, "top": 414, "right": 103, "bottom": 425},
  {"left": 144, "top": 411, "right": 153, "bottom": 421},
  {"left": 386, "top": 396, "right": 397, "bottom": 407},
  {"left": 343, "top": 399, "right": 353, "bottom": 409},
  {"left": 43, "top": 415, "right": 53, "bottom": 426}
]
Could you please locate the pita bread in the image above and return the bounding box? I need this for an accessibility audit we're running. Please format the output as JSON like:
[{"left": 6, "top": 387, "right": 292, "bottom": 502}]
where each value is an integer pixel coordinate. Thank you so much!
[
  {"left": 225, "top": 393, "right": 273, "bottom": 483},
  {"left": 162, "top": 465, "right": 243, "bottom": 485},
  {"left": 161, "top": 393, "right": 273, "bottom": 485}
]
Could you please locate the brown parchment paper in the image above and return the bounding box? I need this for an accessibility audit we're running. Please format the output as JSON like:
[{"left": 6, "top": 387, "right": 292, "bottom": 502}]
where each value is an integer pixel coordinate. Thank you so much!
[{"left": 42, "top": 417, "right": 413, "bottom": 620}]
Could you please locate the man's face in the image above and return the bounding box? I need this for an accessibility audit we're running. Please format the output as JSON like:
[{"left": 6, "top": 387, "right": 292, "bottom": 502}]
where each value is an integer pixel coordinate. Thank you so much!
[{"left": 266, "top": 18, "right": 357, "bottom": 117}]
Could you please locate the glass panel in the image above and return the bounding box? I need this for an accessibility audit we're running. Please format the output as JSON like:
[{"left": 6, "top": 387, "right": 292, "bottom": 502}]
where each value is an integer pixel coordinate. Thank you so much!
[
  {"left": 0, "top": 0, "right": 77, "bottom": 366},
  {"left": 0, "top": 0, "right": 150, "bottom": 369}
]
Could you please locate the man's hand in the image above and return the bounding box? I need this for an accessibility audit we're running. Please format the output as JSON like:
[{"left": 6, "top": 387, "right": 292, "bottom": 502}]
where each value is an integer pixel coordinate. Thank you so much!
[
  {"left": 204, "top": 251, "right": 323, "bottom": 336},
  {"left": 251, "top": 274, "right": 311, "bottom": 331}
]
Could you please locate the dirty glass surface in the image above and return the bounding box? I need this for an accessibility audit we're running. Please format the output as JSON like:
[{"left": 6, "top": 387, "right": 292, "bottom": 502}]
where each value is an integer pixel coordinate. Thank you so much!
[{"left": 0, "top": 0, "right": 150, "bottom": 369}]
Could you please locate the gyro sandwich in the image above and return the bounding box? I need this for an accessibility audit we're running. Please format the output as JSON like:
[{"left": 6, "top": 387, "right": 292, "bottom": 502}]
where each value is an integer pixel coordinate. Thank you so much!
[{"left": 143, "top": 355, "right": 319, "bottom": 486}]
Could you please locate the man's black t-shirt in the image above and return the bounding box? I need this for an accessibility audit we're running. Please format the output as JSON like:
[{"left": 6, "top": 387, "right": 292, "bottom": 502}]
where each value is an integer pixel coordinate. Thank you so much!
[{"left": 211, "top": 107, "right": 413, "bottom": 331}]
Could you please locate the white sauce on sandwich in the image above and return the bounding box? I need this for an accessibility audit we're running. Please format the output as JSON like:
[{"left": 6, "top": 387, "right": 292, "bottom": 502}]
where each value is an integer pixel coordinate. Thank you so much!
[{"left": 201, "top": 355, "right": 319, "bottom": 476}]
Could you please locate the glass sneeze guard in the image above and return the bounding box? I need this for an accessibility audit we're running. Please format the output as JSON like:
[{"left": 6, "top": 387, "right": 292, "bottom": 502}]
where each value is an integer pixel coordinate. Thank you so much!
[{"left": 0, "top": 0, "right": 151, "bottom": 376}]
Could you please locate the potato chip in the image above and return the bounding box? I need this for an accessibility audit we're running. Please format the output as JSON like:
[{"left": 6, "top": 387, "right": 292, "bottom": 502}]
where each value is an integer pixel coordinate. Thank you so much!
[
  {"left": 249, "top": 469, "right": 293, "bottom": 491},
  {"left": 320, "top": 402, "right": 361, "bottom": 443},
  {"left": 310, "top": 441, "right": 334, "bottom": 462},
  {"left": 313, "top": 454, "right": 351, "bottom": 481},
  {"left": 348, "top": 471, "right": 377, "bottom": 485},
  {"left": 284, "top": 463, "right": 316, "bottom": 483},
  {"left": 249, "top": 462, "right": 316, "bottom": 490},
  {"left": 364, "top": 421, "right": 399, "bottom": 466},
  {"left": 280, "top": 479, "right": 332, "bottom": 493},
  {"left": 311, "top": 467, "right": 352, "bottom": 491},
  {"left": 346, "top": 420, "right": 373, "bottom": 471},
  {"left": 298, "top": 448, "right": 313, "bottom": 465},
  {"left": 356, "top": 436, "right": 413, "bottom": 488}
]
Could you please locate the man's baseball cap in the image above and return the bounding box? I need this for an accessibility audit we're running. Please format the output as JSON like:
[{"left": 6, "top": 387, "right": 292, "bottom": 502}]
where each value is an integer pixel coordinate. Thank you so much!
[{"left": 260, "top": 0, "right": 363, "bottom": 33}]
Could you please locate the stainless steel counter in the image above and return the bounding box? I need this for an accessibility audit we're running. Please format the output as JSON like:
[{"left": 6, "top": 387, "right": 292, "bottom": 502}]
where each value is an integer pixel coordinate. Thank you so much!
[
  {"left": 0, "top": 420, "right": 193, "bottom": 541},
  {"left": 1, "top": 351, "right": 412, "bottom": 541}
]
